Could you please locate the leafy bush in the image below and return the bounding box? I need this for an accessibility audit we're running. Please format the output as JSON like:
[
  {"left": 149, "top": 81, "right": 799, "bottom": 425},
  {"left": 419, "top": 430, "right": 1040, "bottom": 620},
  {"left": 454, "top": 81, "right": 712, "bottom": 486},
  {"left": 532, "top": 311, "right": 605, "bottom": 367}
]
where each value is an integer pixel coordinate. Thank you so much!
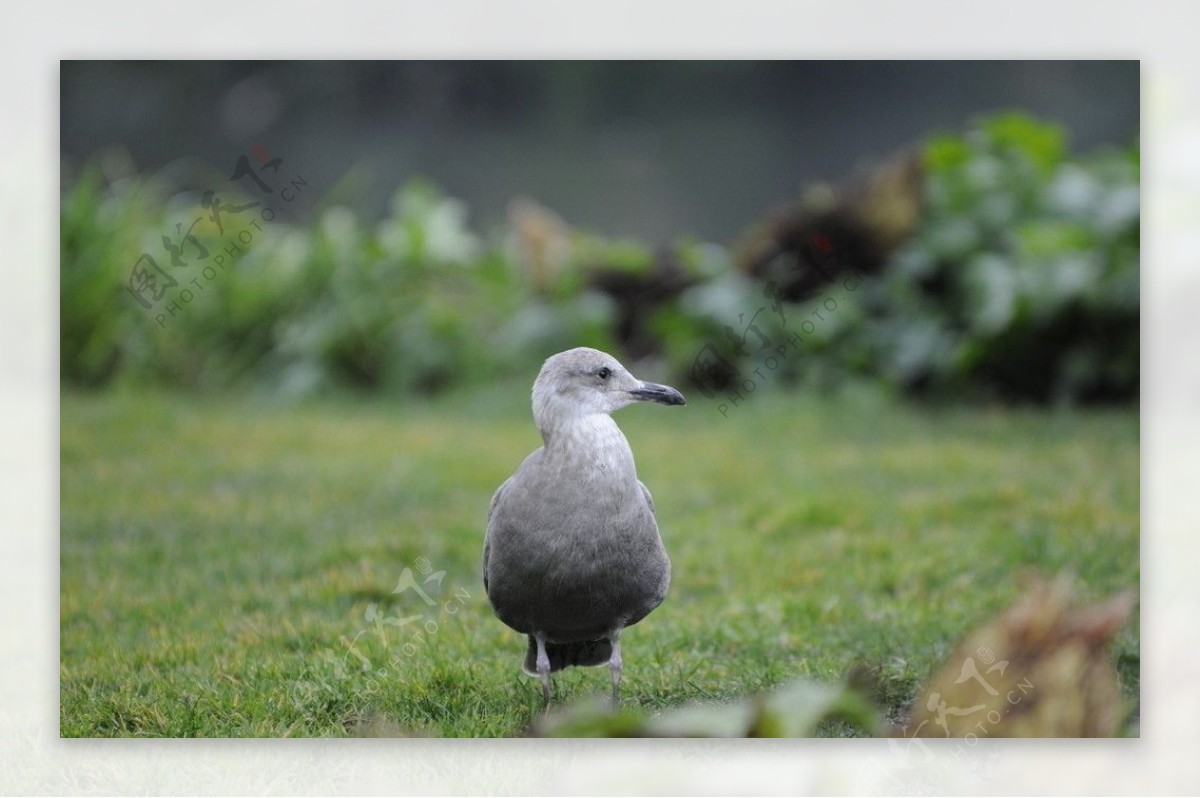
[
  {"left": 653, "top": 113, "right": 1139, "bottom": 404},
  {"left": 60, "top": 166, "right": 163, "bottom": 386},
  {"left": 854, "top": 114, "right": 1139, "bottom": 402},
  {"left": 61, "top": 113, "right": 1138, "bottom": 404},
  {"left": 60, "top": 172, "right": 634, "bottom": 397}
]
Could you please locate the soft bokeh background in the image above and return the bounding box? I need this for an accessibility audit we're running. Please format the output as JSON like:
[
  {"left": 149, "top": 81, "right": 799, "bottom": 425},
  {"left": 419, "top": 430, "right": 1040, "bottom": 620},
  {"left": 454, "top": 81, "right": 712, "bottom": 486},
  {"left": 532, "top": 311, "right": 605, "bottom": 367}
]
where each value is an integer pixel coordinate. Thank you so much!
[
  {"left": 61, "top": 61, "right": 1139, "bottom": 243},
  {"left": 62, "top": 61, "right": 1139, "bottom": 405},
  {"left": 58, "top": 61, "right": 1140, "bottom": 743}
]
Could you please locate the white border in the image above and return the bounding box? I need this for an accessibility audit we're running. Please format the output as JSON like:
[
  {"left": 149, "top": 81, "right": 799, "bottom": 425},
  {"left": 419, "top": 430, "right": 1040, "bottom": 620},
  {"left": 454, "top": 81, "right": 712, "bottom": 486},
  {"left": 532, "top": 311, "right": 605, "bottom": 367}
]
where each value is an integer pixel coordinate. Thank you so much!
[{"left": 4, "top": 1, "right": 1195, "bottom": 794}]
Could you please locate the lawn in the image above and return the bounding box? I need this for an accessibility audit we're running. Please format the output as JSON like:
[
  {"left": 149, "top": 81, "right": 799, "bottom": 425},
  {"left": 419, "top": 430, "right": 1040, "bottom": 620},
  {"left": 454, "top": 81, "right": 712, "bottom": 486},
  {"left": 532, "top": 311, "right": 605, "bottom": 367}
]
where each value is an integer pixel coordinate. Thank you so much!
[{"left": 59, "top": 385, "right": 1140, "bottom": 737}]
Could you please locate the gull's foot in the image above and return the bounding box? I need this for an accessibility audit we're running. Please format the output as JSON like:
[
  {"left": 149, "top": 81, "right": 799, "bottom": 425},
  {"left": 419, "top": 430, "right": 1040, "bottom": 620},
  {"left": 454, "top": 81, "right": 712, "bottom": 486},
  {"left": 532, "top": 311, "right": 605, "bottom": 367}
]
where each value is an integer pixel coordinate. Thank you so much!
[
  {"left": 535, "top": 634, "right": 552, "bottom": 707},
  {"left": 608, "top": 632, "right": 622, "bottom": 709}
]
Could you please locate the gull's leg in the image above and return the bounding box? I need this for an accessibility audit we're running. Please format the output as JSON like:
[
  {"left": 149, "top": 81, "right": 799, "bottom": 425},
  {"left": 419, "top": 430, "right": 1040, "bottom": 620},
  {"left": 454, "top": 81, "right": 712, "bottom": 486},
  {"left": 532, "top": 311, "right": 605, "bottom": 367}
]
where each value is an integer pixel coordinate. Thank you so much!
[
  {"left": 534, "top": 634, "right": 552, "bottom": 705},
  {"left": 607, "top": 629, "right": 623, "bottom": 707}
]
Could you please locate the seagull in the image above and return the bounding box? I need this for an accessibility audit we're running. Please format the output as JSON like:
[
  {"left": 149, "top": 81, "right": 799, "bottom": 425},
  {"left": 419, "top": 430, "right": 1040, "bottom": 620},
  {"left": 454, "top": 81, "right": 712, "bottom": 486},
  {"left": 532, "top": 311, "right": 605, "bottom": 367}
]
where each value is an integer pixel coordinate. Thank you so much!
[{"left": 483, "top": 347, "right": 686, "bottom": 704}]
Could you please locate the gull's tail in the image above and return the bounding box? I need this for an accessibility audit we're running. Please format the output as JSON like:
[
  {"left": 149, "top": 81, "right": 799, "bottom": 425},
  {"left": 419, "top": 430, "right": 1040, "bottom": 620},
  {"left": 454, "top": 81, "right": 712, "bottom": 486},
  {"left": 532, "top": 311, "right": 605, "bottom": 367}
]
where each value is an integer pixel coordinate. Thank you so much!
[{"left": 522, "top": 636, "right": 612, "bottom": 675}]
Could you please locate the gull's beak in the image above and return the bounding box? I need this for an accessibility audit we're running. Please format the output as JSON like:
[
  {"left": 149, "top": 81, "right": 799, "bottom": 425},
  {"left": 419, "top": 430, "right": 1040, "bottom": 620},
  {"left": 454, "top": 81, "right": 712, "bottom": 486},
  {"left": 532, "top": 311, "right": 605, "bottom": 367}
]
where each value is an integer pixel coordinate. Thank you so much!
[{"left": 629, "top": 381, "right": 687, "bottom": 406}]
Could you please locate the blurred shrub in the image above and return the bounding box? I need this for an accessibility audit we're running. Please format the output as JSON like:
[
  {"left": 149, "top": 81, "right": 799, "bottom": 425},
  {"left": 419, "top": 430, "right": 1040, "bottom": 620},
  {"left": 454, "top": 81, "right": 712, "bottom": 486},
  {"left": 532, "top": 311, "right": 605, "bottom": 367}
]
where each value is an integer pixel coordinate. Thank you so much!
[
  {"left": 61, "top": 113, "right": 1138, "bottom": 404},
  {"left": 271, "top": 186, "right": 509, "bottom": 395},
  {"left": 60, "top": 165, "right": 162, "bottom": 386},
  {"left": 661, "top": 113, "right": 1139, "bottom": 404},
  {"left": 862, "top": 113, "right": 1140, "bottom": 402},
  {"left": 61, "top": 180, "right": 600, "bottom": 396}
]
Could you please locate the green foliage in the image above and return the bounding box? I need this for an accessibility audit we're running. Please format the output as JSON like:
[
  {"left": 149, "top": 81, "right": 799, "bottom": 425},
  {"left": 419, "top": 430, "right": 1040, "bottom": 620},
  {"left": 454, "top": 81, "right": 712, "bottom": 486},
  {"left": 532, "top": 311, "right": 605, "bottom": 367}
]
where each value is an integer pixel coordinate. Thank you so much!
[
  {"left": 860, "top": 113, "right": 1140, "bottom": 402},
  {"left": 273, "top": 191, "right": 509, "bottom": 394},
  {"left": 61, "top": 113, "right": 1139, "bottom": 404},
  {"left": 536, "top": 679, "right": 878, "bottom": 737},
  {"left": 60, "top": 165, "right": 163, "bottom": 386},
  {"left": 665, "top": 113, "right": 1139, "bottom": 404}
]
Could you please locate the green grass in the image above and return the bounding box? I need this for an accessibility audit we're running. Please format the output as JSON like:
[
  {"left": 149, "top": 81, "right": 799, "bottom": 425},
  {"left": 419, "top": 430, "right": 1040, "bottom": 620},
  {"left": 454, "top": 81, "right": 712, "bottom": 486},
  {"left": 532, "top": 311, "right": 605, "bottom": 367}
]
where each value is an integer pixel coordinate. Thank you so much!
[{"left": 60, "top": 384, "right": 1140, "bottom": 737}]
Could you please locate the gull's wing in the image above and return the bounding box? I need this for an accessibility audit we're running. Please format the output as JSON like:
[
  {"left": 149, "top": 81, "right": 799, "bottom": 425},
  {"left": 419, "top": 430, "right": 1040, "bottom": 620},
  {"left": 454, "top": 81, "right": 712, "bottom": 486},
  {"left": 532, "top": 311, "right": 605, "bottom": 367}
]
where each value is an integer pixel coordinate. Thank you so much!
[
  {"left": 638, "top": 479, "right": 656, "bottom": 516},
  {"left": 483, "top": 476, "right": 513, "bottom": 594}
]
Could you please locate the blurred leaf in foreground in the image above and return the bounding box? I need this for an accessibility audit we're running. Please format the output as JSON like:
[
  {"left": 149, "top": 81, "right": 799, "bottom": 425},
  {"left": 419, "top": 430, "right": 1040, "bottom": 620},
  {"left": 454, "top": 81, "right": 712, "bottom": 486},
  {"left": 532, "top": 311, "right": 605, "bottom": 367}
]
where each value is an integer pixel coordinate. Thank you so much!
[
  {"left": 906, "top": 577, "right": 1135, "bottom": 738},
  {"left": 534, "top": 680, "right": 878, "bottom": 738}
]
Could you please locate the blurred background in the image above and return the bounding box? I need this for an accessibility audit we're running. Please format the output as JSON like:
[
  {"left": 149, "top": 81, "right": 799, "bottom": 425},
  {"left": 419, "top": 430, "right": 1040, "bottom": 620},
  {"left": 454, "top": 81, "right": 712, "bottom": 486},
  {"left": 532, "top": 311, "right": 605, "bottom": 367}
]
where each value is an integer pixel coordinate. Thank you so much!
[{"left": 61, "top": 61, "right": 1139, "bottom": 404}]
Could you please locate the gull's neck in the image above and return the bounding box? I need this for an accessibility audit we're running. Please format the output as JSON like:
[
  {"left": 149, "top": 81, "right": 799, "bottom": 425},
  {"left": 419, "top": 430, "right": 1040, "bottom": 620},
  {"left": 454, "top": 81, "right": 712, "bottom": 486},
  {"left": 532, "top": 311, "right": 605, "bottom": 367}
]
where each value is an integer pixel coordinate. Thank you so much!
[{"left": 536, "top": 406, "right": 637, "bottom": 479}]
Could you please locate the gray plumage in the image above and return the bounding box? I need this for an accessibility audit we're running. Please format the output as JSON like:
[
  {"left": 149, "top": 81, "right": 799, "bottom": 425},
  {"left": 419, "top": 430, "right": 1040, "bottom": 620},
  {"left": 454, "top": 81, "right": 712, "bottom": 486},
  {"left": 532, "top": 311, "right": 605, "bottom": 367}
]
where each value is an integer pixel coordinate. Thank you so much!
[{"left": 483, "top": 347, "right": 686, "bottom": 703}]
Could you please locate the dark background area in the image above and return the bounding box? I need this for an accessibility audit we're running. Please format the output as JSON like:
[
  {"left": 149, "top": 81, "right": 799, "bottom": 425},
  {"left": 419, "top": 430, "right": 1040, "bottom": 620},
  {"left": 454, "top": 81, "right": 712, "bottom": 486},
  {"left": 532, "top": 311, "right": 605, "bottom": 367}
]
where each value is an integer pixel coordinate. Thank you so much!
[{"left": 61, "top": 61, "right": 1139, "bottom": 244}]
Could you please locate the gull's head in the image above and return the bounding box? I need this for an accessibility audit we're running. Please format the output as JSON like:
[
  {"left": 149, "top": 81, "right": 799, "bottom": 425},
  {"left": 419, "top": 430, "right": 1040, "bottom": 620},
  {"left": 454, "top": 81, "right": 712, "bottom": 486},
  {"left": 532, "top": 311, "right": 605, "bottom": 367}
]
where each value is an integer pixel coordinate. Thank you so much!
[{"left": 532, "top": 347, "right": 685, "bottom": 435}]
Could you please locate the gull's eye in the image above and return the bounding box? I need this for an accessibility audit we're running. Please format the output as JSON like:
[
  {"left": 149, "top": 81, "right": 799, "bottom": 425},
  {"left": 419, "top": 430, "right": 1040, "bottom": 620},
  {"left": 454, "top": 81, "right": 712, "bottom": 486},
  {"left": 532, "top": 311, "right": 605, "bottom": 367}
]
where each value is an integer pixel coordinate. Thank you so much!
[{"left": 597, "top": 367, "right": 611, "bottom": 380}]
